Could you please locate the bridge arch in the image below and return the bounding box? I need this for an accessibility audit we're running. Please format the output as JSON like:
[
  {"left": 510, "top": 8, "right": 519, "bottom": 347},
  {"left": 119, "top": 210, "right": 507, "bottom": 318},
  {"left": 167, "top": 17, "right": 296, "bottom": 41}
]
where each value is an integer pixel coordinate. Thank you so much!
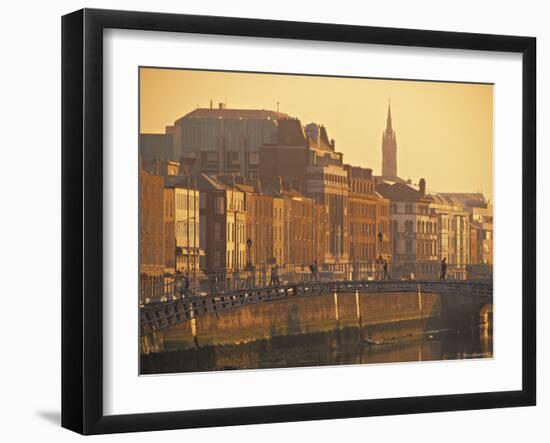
[{"left": 478, "top": 302, "right": 493, "bottom": 325}]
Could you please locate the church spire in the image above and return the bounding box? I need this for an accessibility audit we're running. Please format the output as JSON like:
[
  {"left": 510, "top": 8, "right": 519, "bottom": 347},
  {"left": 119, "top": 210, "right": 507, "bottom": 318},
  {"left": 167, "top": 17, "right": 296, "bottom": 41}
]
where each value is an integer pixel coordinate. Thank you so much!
[
  {"left": 382, "top": 98, "right": 397, "bottom": 178},
  {"left": 386, "top": 98, "right": 392, "bottom": 131}
]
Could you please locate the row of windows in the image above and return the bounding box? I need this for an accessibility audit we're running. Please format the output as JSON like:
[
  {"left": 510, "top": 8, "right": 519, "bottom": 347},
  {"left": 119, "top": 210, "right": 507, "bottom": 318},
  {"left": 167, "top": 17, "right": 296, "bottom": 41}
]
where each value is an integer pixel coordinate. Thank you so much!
[
  {"left": 397, "top": 239, "right": 437, "bottom": 256},
  {"left": 392, "top": 219, "right": 439, "bottom": 234},
  {"left": 350, "top": 223, "right": 377, "bottom": 237},
  {"left": 349, "top": 202, "right": 376, "bottom": 219},
  {"left": 224, "top": 221, "right": 246, "bottom": 244},
  {"left": 176, "top": 222, "right": 198, "bottom": 239},
  {"left": 350, "top": 243, "right": 377, "bottom": 259},
  {"left": 325, "top": 173, "right": 347, "bottom": 187},
  {"left": 199, "top": 151, "right": 260, "bottom": 166},
  {"left": 176, "top": 193, "right": 199, "bottom": 211},
  {"left": 391, "top": 203, "right": 432, "bottom": 215},
  {"left": 350, "top": 180, "right": 375, "bottom": 195}
]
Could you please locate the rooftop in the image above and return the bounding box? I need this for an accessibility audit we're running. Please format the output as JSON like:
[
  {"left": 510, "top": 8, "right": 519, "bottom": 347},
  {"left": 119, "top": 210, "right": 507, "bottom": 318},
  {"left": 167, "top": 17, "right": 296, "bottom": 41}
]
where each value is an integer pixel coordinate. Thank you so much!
[
  {"left": 376, "top": 181, "right": 429, "bottom": 202},
  {"left": 439, "top": 192, "right": 488, "bottom": 208},
  {"left": 176, "top": 108, "right": 290, "bottom": 123}
]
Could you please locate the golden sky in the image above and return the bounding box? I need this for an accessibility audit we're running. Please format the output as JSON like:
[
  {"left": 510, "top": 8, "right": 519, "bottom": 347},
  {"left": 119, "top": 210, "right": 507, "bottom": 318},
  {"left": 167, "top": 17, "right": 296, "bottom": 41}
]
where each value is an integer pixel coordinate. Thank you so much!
[{"left": 140, "top": 68, "right": 493, "bottom": 200}]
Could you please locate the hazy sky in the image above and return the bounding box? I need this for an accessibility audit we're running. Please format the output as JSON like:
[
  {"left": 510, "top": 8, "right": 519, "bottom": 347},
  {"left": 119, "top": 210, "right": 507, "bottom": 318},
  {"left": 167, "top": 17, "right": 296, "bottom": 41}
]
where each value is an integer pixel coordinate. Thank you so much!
[{"left": 140, "top": 68, "right": 493, "bottom": 200}]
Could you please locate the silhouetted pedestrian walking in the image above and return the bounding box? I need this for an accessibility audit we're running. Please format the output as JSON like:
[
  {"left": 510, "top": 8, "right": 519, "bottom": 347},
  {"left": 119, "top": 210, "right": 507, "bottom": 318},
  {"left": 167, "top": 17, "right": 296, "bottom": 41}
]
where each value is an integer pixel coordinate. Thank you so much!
[
  {"left": 309, "top": 259, "right": 319, "bottom": 282},
  {"left": 209, "top": 275, "right": 218, "bottom": 296},
  {"left": 440, "top": 257, "right": 447, "bottom": 280},
  {"left": 270, "top": 265, "right": 280, "bottom": 286}
]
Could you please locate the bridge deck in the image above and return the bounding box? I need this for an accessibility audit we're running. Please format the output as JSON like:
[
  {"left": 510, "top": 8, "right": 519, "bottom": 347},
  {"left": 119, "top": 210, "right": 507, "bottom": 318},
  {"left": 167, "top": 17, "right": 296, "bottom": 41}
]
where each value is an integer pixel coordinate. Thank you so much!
[{"left": 140, "top": 279, "right": 492, "bottom": 337}]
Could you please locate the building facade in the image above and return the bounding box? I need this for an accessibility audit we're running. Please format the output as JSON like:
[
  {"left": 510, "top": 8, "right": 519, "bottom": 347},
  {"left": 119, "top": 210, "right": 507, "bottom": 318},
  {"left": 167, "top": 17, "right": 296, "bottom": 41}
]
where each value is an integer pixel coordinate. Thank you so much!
[
  {"left": 140, "top": 132, "right": 175, "bottom": 162},
  {"left": 378, "top": 179, "right": 439, "bottom": 279},
  {"left": 174, "top": 185, "right": 201, "bottom": 275},
  {"left": 142, "top": 159, "right": 180, "bottom": 177},
  {"left": 260, "top": 118, "right": 349, "bottom": 264},
  {"left": 440, "top": 193, "right": 493, "bottom": 268},
  {"left": 188, "top": 174, "right": 247, "bottom": 275},
  {"left": 430, "top": 194, "right": 470, "bottom": 279},
  {"left": 172, "top": 105, "right": 290, "bottom": 178},
  {"left": 376, "top": 193, "right": 392, "bottom": 261},
  {"left": 441, "top": 194, "right": 493, "bottom": 281},
  {"left": 139, "top": 168, "right": 165, "bottom": 301},
  {"left": 164, "top": 176, "right": 204, "bottom": 284},
  {"left": 163, "top": 186, "right": 175, "bottom": 274},
  {"left": 345, "top": 165, "right": 379, "bottom": 277}
]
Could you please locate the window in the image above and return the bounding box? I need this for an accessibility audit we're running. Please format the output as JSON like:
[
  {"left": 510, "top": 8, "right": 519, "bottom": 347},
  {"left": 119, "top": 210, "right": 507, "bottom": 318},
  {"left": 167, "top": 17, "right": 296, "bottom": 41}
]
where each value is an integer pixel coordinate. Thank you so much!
[
  {"left": 228, "top": 151, "right": 239, "bottom": 164},
  {"left": 215, "top": 196, "right": 224, "bottom": 215},
  {"left": 205, "top": 151, "right": 218, "bottom": 163},
  {"left": 249, "top": 152, "right": 260, "bottom": 165},
  {"left": 214, "top": 223, "right": 222, "bottom": 241}
]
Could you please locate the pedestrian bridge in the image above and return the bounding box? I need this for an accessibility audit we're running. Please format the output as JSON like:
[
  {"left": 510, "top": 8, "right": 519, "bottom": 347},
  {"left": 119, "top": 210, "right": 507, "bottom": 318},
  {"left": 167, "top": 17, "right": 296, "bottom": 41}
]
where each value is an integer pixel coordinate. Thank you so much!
[{"left": 140, "top": 279, "right": 492, "bottom": 337}]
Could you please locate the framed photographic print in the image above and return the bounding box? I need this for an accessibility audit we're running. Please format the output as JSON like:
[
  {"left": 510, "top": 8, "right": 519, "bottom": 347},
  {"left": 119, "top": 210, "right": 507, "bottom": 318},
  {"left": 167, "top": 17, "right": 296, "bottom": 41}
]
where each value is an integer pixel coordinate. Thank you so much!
[{"left": 61, "top": 8, "right": 536, "bottom": 435}]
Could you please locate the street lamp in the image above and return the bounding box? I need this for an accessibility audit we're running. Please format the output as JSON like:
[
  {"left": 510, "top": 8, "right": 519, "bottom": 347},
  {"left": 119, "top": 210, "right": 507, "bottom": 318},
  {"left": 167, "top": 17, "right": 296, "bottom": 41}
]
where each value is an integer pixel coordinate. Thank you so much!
[
  {"left": 175, "top": 215, "right": 196, "bottom": 283},
  {"left": 246, "top": 238, "right": 253, "bottom": 270}
]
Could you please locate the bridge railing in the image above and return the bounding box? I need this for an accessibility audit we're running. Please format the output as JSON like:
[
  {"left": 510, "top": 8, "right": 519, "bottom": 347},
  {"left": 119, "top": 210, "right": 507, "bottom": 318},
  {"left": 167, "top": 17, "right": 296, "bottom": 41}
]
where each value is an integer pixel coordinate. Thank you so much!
[
  {"left": 140, "top": 278, "right": 493, "bottom": 335},
  {"left": 139, "top": 262, "right": 493, "bottom": 305}
]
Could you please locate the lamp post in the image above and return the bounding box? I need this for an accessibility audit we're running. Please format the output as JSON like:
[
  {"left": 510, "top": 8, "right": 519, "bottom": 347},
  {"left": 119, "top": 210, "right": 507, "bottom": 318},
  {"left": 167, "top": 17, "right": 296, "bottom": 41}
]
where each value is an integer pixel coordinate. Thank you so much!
[
  {"left": 378, "top": 231, "right": 384, "bottom": 280},
  {"left": 246, "top": 238, "right": 253, "bottom": 287},
  {"left": 378, "top": 230, "right": 384, "bottom": 258},
  {"left": 175, "top": 215, "right": 196, "bottom": 293},
  {"left": 246, "top": 238, "right": 253, "bottom": 268}
]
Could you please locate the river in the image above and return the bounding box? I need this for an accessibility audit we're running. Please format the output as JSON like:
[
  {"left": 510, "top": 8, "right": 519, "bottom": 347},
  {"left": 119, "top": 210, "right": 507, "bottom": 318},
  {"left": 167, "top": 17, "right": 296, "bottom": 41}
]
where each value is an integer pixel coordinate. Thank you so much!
[{"left": 140, "top": 290, "right": 493, "bottom": 374}]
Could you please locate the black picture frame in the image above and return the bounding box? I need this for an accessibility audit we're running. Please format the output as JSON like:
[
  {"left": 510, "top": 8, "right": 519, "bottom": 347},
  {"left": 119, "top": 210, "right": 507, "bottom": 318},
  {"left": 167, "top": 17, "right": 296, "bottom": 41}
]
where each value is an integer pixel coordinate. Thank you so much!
[{"left": 62, "top": 8, "right": 536, "bottom": 435}]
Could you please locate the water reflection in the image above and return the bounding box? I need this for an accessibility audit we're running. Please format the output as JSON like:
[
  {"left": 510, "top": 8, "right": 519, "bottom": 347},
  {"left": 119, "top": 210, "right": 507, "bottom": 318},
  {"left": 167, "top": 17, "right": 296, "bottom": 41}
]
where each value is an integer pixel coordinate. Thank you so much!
[{"left": 140, "top": 291, "right": 493, "bottom": 374}]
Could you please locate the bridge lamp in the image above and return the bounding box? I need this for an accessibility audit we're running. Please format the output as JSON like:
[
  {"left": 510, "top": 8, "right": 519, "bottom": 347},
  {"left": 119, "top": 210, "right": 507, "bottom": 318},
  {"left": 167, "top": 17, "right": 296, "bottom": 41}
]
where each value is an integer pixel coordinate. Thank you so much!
[{"left": 246, "top": 238, "right": 253, "bottom": 270}]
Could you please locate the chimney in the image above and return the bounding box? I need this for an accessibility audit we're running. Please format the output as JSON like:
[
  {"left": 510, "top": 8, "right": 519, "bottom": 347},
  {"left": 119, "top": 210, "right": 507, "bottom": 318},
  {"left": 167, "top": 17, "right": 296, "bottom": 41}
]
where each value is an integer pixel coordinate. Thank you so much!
[
  {"left": 419, "top": 178, "right": 426, "bottom": 196},
  {"left": 210, "top": 99, "right": 213, "bottom": 109},
  {"left": 218, "top": 102, "right": 225, "bottom": 110}
]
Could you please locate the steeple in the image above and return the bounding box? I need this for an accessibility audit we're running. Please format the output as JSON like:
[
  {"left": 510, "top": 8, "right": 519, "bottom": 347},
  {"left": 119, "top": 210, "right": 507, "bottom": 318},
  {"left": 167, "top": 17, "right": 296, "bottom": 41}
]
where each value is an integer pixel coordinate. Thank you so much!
[
  {"left": 386, "top": 99, "right": 392, "bottom": 130},
  {"left": 381, "top": 98, "right": 397, "bottom": 178}
]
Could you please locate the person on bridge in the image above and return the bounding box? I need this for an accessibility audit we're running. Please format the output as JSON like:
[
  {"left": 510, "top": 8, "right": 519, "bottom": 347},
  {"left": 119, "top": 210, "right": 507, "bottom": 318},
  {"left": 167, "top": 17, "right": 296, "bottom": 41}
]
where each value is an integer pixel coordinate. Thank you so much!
[
  {"left": 183, "top": 273, "right": 190, "bottom": 296},
  {"left": 174, "top": 271, "right": 184, "bottom": 299},
  {"left": 270, "top": 265, "right": 280, "bottom": 286},
  {"left": 440, "top": 257, "right": 447, "bottom": 280},
  {"left": 309, "top": 260, "right": 319, "bottom": 282},
  {"left": 383, "top": 259, "right": 390, "bottom": 280},
  {"left": 208, "top": 275, "right": 219, "bottom": 296}
]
